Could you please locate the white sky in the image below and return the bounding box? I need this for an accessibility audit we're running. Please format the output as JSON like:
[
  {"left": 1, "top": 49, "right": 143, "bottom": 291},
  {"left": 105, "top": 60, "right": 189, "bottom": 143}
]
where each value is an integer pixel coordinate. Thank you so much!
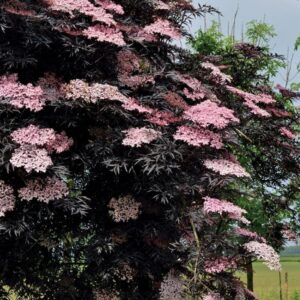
[{"left": 190, "top": 0, "right": 300, "bottom": 85}]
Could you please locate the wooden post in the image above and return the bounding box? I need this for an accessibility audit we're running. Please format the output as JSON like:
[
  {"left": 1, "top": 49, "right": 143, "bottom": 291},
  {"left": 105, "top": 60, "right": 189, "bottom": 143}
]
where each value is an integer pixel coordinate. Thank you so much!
[
  {"left": 246, "top": 260, "right": 254, "bottom": 291},
  {"left": 284, "top": 272, "right": 288, "bottom": 300},
  {"left": 279, "top": 272, "right": 283, "bottom": 300}
]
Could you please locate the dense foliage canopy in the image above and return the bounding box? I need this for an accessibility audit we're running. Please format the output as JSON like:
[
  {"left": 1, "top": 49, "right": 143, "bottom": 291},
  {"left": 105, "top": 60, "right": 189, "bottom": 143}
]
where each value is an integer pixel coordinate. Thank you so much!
[{"left": 0, "top": 1, "right": 299, "bottom": 299}]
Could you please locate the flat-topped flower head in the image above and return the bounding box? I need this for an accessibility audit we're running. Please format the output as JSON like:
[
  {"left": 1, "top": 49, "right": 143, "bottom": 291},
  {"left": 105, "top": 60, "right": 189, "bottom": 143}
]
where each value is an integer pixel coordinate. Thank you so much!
[
  {"left": 47, "top": 0, "right": 115, "bottom": 25},
  {"left": 203, "top": 197, "right": 249, "bottom": 224},
  {"left": 184, "top": 100, "right": 239, "bottom": 129},
  {"left": 10, "top": 145, "right": 53, "bottom": 173},
  {"left": 204, "top": 158, "right": 250, "bottom": 177},
  {"left": 244, "top": 241, "right": 281, "bottom": 271},
  {"left": 82, "top": 25, "right": 125, "bottom": 46},
  {"left": 144, "top": 18, "right": 181, "bottom": 39},
  {"left": 159, "top": 272, "right": 183, "bottom": 300},
  {"left": 122, "top": 127, "right": 161, "bottom": 147},
  {"left": 0, "top": 181, "right": 15, "bottom": 217},
  {"left": 0, "top": 74, "right": 45, "bottom": 111},
  {"left": 174, "top": 126, "right": 223, "bottom": 149},
  {"left": 108, "top": 195, "right": 141, "bottom": 222},
  {"left": 18, "top": 176, "right": 69, "bottom": 203}
]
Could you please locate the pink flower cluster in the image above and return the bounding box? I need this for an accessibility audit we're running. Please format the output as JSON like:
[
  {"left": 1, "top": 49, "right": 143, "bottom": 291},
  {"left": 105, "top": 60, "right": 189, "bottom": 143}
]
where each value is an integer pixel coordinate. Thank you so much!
[
  {"left": 1, "top": 0, "right": 35, "bottom": 17},
  {"left": 0, "top": 180, "right": 15, "bottom": 217},
  {"left": 174, "top": 126, "right": 223, "bottom": 149},
  {"left": 18, "top": 176, "right": 69, "bottom": 203},
  {"left": 202, "top": 62, "right": 232, "bottom": 84},
  {"left": 162, "top": 91, "right": 189, "bottom": 110},
  {"left": 95, "top": 0, "right": 124, "bottom": 15},
  {"left": 226, "top": 86, "right": 275, "bottom": 117},
  {"left": 122, "top": 127, "right": 162, "bottom": 147},
  {"left": 117, "top": 49, "right": 154, "bottom": 88},
  {"left": 234, "top": 227, "right": 266, "bottom": 243},
  {"left": 203, "top": 294, "right": 221, "bottom": 300},
  {"left": 244, "top": 241, "right": 281, "bottom": 271},
  {"left": 184, "top": 100, "right": 239, "bottom": 129},
  {"left": 177, "top": 74, "right": 206, "bottom": 101},
  {"left": 94, "top": 290, "right": 120, "bottom": 300},
  {"left": 203, "top": 197, "right": 250, "bottom": 224},
  {"left": 146, "top": 110, "right": 180, "bottom": 126},
  {"left": 121, "top": 98, "right": 153, "bottom": 114},
  {"left": 144, "top": 18, "right": 181, "bottom": 39},
  {"left": 10, "top": 125, "right": 73, "bottom": 153},
  {"left": 108, "top": 195, "right": 141, "bottom": 222},
  {"left": 0, "top": 74, "right": 45, "bottom": 112},
  {"left": 159, "top": 272, "right": 183, "bottom": 300},
  {"left": 204, "top": 158, "right": 250, "bottom": 177},
  {"left": 62, "top": 79, "right": 128, "bottom": 103},
  {"left": 204, "top": 257, "right": 237, "bottom": 273},
  {"left": 47, "top": 0, "right": 115, "bottom": 25},
  {"left": 279, "top": 127, "right": 297, "bottom": 139},
  {"left": 11, "top": 124, "right": 56, "bottom": 146},
  {"left": 82, "top": 25, "right": 125, "bottom": 46},
  {"left": 10, "top": 145, "right": 53, "bottom": 173},
  {"left": 37, "top": 73, "right": 62, "bottom": 102},
  {"left": 10, "top": 125, "right": 73, "bottom": 172},
  {"left": 153, "top": 0, "right": 170, "bottom": 10}
]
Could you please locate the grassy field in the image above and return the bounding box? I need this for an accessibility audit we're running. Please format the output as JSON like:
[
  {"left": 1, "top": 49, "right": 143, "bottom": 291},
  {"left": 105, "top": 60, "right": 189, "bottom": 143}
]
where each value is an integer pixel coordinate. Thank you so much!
[{"left": 238, "top": 257, "right": 300, "bottom": 300}]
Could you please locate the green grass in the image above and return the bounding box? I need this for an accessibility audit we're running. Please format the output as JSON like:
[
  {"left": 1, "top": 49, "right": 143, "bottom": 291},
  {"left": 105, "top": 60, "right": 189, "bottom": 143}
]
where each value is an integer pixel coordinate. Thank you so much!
[{"left": 238, "top": 257, "right": 300, "bottom": 300}]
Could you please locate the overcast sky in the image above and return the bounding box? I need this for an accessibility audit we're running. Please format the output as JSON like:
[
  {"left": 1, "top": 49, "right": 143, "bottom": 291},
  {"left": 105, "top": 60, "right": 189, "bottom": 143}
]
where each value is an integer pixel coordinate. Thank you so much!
[{"left": 190, "top": 0, "right": 300, "bottom": 85}]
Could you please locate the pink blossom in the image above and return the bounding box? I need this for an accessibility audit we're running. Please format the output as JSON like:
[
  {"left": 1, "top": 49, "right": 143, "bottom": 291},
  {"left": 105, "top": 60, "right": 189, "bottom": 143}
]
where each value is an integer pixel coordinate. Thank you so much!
[
  {"left": 162, "top": 92, "right": 189, "bottom": 110},
  {"left": 159, "top": 272, "right": 183, "bottom": 300},
  {"left": 37, "top": 73, "right": 63, "bottom": 102},
  {"left": 0, "top": 74, "right": 45, "bottom": 112},
  {"left": 146, "top": 111, "right": 181, "bottom": 126},
  {"left": 122, "top": 127, "right": 162, "bottom": 147},
  {"left": 2, "top": 0, "right": 35, "bottom": 16},
  {"left": 203, "top": 293, "right": 221, "bottom": 300},
  {"left": 244, "top": 241, "right": 281, "bottom": 271},
  {"left": 184, "top": 100, "right": 239, "bottom": 129},
  {"left": 46, "top": 132, "right": 74, "bottom": 153},
  {"left": 203, "top": 197, "right": 249, "bottom": 224},
  {"left": 121, "top": 98, "right": 154, "bottom": 114},
  {"left": 174, "top": 126, "right": 223, "bottom": 149},
  {"left": 177, "top": 74, "right": 206, "bottom": 100},
  {"left": 11, "top": 125, "right": 56, "bottom": 146},
  {"left": 82, "top": 25, "right": 125, "bottom": 46},
  {"left": 204, "top": 158, "right": 250, "bottom": 178},
  {"left": 0, "top": 180, "right": 15, "bottom": 217},
  {"left": 279, "top": 127, "right": 297, "bottom": 139},
  {"left": 117, "top": 49, "right": 154, "bottom": 88},
  {"left": 46, "top": 0, "right": 115, "bottom": 25},
  {"left": 62, "top": 80, "right": 128, "bottom": 103},
  {"left": 18, "top": 176, "right": 69, "bottom": 203},
  {"left": 10, "top": 145, "right": 53, "bottom": 173},
  {"left": 95, "top": 0, "right": 124, "bottom": 14},
  {"left": 234, "top": 227, "right": 266, "bottom": 243},
  {"left": 144, "top": 18, "right": 181, "bottom": 39},
  {"left": 226, "top": 86, "right": 275, "bottom": 117},
  {"left": 205, "top": 257, "right": 237, "bottom": 273},
  {"left": 94, "top": 290, "right": 119, "bottom": 300},
  {"left": 202, "top": 62, "right": 232, "bottom": 84},
  {"left": 108, "top": 195, "right": 141, "bottom": 222},
  {"left": 10, "top": 125, "right": 73, "bottom": 153},
  {"left": 153, "top": 0, "right": 170, "bottom": 10}
]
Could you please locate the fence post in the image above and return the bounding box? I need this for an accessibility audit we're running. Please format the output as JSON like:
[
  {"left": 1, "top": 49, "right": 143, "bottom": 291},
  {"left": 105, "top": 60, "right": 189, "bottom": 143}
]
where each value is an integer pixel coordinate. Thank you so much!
[
  {"left": 279, "top": 271, "right": 283, "bottom": 300},
  {"left": 285, "top": 272, "right": 288, "bottom": 300}
]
